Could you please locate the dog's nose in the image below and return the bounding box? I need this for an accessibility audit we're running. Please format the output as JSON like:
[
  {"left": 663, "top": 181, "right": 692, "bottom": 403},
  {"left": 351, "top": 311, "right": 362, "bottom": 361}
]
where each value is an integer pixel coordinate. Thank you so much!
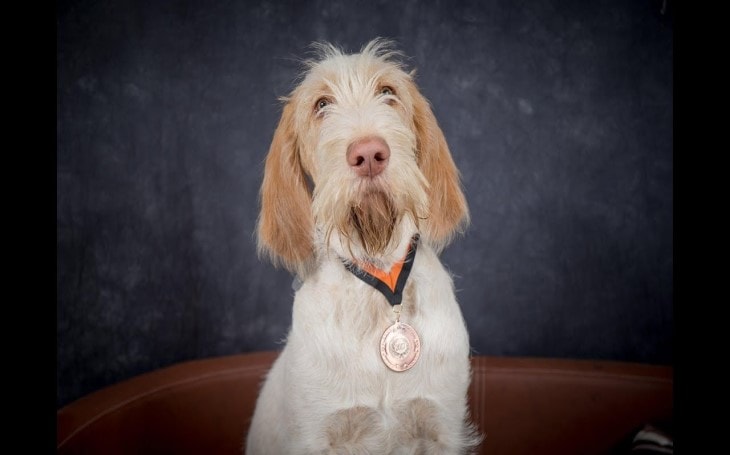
[{"left": 347, "top": 137, "right": 390, "bottom": 178}]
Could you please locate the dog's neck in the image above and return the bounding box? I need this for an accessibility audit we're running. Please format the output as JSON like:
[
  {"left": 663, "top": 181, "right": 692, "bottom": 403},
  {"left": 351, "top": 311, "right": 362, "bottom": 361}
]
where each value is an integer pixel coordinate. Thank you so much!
[{"left": 320, "top": 217, "right": 419, "bottom": 272}]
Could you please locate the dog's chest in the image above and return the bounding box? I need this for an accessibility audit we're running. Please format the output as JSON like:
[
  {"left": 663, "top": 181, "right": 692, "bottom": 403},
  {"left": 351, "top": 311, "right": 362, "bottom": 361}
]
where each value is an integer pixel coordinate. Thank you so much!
[
  {"left": 281, "top": 251, "right": 471, "bottom": 419},
  {"left": 289, "top": 255, "right": 463, "bottom": 373},
  {"left": 295, "top": 260, "right": 420, "bottom": 332}
]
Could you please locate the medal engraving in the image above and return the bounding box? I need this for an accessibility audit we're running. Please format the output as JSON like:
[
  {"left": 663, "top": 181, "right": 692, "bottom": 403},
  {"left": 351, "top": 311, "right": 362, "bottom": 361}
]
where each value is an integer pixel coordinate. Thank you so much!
[{"left": 380, "top": 321, "right": 421, "bottom": 372}]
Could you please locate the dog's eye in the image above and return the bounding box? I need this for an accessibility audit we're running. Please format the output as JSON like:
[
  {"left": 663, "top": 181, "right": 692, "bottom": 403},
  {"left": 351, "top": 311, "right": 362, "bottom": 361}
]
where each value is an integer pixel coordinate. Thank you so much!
[
  {"left": 315, "top": 97, "right": 330, "bottom": 113},
  {"left": 379, "top": 86, "right": 397, "bottom": 106},
  {"left": 380, "top": 86, "right": 395, "bottom": 96}
]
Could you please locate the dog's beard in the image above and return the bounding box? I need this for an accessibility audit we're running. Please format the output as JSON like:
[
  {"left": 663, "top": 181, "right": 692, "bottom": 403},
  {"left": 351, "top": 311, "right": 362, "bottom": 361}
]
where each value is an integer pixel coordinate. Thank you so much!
[
  {"left": 316, "top": 180, "right": 424, "bottom": 260},
  {"left": 347, "top": 189, "right": 399, "bottom": 257}
]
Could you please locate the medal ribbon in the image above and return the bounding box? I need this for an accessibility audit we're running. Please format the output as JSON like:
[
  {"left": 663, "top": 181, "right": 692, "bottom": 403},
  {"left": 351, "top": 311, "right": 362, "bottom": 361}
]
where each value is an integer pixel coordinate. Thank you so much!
[{"left": 343, "top": 234, "right": 420, "bottom": 306}]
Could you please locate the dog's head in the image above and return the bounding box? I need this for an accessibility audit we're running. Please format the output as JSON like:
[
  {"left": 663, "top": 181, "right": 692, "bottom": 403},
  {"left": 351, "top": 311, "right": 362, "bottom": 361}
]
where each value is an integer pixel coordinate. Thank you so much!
[{"left": 257, "top": 39, "right": 469, "bottom": 276}]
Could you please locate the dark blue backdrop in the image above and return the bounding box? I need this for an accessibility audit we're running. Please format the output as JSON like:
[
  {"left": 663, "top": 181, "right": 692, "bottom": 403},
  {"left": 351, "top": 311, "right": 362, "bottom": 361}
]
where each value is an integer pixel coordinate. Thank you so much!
[{"left": 57, "top": 0, "right": 673, "bottom": 408}]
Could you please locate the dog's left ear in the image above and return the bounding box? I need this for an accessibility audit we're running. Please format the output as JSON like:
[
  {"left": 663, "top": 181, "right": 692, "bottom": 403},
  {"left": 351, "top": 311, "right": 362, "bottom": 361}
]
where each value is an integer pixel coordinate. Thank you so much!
[{"left": 408, "top": 82, "right": 470, "bottom": 251}]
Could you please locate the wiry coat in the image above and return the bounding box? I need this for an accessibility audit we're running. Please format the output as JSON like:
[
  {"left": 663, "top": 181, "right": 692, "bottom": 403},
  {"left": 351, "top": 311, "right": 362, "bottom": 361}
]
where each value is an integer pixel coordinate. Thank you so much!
[{"left": 246, "top": 39, "right": 481, "bottom": 454}]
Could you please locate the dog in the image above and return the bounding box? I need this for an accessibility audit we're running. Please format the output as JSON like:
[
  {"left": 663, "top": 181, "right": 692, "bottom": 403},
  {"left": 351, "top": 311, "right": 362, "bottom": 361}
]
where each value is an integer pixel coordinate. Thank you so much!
[{"left": 246, "top": 39, "right": 481, "bottom": 454}]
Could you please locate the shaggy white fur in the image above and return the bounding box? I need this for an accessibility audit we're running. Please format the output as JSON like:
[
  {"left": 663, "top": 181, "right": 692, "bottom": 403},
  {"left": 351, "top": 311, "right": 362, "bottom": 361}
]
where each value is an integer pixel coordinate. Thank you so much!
[{"left": 246, "top": 39, "right": 481, "bottom": 454}]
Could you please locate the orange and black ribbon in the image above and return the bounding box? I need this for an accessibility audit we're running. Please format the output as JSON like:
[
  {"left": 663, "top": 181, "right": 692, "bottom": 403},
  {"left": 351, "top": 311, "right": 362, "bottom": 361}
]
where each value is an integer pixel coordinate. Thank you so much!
[{"left": 343, "top": 234, "right": 419, "bottom": 307}]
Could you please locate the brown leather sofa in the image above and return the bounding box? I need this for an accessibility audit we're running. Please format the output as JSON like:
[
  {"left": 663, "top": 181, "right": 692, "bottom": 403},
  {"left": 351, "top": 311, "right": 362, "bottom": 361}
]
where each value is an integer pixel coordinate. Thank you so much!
[{"left": 57, "top": 351, "right": 672, "bottom": 454}]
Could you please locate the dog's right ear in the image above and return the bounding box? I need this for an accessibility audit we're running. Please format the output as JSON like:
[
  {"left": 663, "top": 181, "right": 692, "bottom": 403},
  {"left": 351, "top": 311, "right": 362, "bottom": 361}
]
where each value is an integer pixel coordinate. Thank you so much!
[{"left": 257, "top": 101, "right": 315, "bottom": 277}]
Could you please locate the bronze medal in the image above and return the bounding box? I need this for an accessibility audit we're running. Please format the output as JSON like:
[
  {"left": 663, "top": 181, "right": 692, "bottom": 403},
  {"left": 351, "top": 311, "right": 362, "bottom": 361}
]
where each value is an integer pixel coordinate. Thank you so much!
[
  {"left": 380, "top": 321, "right": 421, "bottom": 372},
  {"left": 342, "top": 235, "right": 423, "bottom": 372}
]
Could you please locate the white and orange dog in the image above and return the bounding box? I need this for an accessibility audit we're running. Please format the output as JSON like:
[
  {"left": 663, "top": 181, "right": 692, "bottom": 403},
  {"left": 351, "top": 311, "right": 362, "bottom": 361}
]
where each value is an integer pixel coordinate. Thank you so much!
[{"left": 246, "top": 39, "right": 481, "bottom": 454}]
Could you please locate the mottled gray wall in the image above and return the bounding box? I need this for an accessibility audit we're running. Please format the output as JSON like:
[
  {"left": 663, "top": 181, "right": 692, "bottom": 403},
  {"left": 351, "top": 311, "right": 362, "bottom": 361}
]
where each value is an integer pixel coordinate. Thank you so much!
[{"left": 57, "top": 0, "right": 673, "bottom": 408}]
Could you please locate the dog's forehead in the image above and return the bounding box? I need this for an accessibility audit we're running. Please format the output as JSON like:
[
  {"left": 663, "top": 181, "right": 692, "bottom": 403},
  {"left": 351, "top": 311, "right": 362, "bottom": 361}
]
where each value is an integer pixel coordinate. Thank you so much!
[{"left": 302, "top": 52, "right": 409, "bottom": 94}]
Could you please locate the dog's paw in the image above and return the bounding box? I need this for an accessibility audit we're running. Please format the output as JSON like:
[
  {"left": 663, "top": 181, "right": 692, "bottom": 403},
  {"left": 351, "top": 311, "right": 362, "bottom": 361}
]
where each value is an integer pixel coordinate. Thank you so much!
[
  {"left": 390, "top": 398, "right": 481, "bottom": 455},
  {"left": 323, "top": 406, "right": 385, "bottom": 454}
]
